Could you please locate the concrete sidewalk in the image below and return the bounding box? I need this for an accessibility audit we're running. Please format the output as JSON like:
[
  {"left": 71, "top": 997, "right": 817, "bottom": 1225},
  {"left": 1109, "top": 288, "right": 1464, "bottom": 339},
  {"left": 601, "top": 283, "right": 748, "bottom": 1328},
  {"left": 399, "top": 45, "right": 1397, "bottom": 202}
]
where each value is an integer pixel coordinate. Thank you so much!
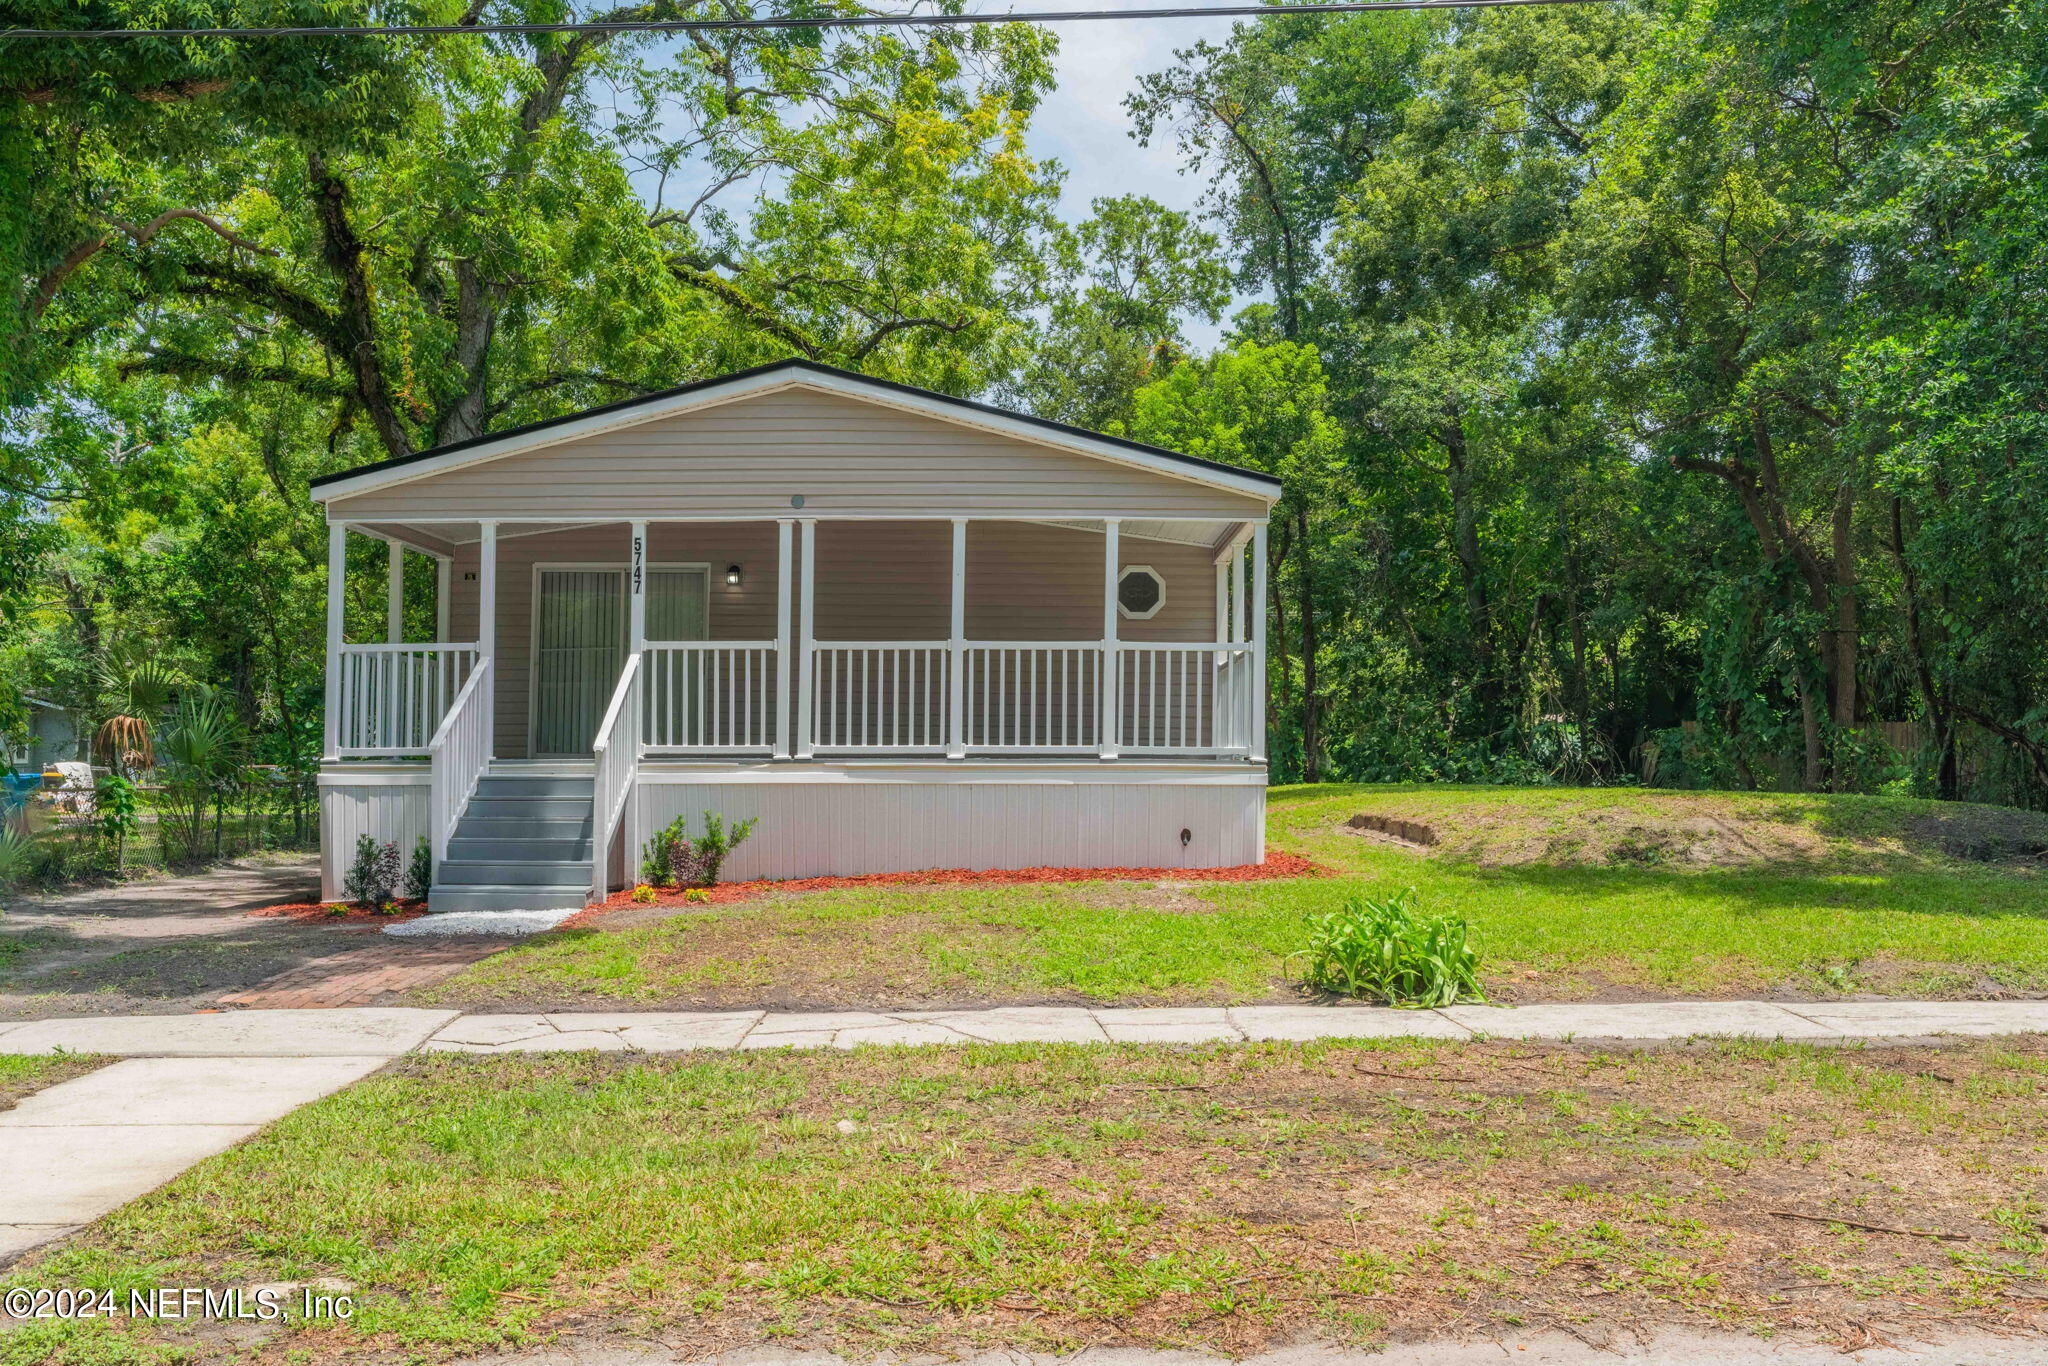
[
  {"left": 0, "top": 1055, "right": 388, "bottom": 1259},
  {"left": 2, "top": 999, "right": 2046, "bottom": 1057}
]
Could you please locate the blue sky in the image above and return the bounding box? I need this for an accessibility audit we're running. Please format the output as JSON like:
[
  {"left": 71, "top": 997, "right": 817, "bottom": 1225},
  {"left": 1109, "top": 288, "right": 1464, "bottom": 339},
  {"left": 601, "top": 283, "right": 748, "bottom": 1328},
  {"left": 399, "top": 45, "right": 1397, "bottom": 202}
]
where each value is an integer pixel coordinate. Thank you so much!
[{"left": 1021, "top": 4, "right": 1247, "bottom": 347}]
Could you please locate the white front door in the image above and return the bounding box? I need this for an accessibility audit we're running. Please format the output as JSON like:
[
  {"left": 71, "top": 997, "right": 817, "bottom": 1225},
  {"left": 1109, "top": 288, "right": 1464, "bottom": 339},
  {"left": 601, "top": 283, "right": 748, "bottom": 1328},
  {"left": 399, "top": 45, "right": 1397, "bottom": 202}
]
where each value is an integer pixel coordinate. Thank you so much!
[{"left": 532, "top": 566, "right": 710, "bottom": 757}]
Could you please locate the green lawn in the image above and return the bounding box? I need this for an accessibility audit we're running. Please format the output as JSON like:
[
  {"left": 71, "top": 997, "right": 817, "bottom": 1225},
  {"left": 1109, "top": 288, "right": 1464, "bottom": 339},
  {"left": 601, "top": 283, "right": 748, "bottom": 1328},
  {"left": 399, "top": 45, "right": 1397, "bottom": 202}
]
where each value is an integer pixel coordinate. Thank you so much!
[
  {"left": 8, "top": 1039, "right": 2045, "bottom": 1364},
  {"left": 425, "top": 784, "right": 2048, "bottom": 1009}
]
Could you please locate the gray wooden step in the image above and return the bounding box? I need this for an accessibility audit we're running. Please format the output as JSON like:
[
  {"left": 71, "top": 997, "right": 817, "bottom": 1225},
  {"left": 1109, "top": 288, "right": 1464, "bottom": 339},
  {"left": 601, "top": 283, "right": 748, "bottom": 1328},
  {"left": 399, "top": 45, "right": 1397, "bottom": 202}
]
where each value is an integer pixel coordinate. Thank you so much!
[
  {"left": 464, "top": 796, "right": 594, "bottom": 821},
  {"left": 438, "top": 859, "right": 593, "bottom": 887},
  {"left": 456, "top": 816, "right": 594, "bottom": 841},
  {"left": 445, "top": 837, "right": 593, "bottom": 863},
  {"left": 428, "top": 884, "right": 589, "bottom": 913},
  {"left": 471, "top": 775, "right": 595, "bottom": 798}
]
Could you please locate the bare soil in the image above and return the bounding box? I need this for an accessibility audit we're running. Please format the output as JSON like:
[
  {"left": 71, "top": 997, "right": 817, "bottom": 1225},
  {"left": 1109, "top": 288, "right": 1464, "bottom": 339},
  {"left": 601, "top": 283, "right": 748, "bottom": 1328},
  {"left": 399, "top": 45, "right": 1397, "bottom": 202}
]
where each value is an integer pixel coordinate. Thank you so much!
[
  {"left": 1339, "top": 789, "right": 2048, "bottom": 872},
  {"left": 0, "top": 855, "right": 502, "bottom": 1018}
]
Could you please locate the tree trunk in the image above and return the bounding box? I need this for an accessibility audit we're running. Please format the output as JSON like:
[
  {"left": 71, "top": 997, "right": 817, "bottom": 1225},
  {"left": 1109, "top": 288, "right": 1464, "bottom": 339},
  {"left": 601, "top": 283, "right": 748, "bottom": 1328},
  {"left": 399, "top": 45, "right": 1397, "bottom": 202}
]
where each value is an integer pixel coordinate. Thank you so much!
[
  {"left": 1441, "top": 410, "right": 1497, "bottom": 730},
  {"left": 1268, "top": 518, "right": 1295, "bottom": 777},
  {"left": 307, "top": 150, "right": 414, "bottom": 459},
  {"left": 1828, "top": 481, "right": 1858, "bottom": 732},
  {"left": 1888, "top": 495, "right": 1958, "bottom": 799},
  {"left": 1798, "top": 672, "right": 1823, "bottom": 792},
  {"left": 1294, "top": 503, "right": 1321, "bottom": 782}
]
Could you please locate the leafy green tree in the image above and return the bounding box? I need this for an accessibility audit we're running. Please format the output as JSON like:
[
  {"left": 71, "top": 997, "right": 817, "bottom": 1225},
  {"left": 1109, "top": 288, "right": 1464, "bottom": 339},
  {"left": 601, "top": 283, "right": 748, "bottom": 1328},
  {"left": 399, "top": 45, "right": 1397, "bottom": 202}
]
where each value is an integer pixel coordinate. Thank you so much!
[
  {"left": 1119, "top": 340, "right": 1345, "bottom": 779},
  {"left": 1008, "top": 195, "right": 1230, "bottom": 431}
]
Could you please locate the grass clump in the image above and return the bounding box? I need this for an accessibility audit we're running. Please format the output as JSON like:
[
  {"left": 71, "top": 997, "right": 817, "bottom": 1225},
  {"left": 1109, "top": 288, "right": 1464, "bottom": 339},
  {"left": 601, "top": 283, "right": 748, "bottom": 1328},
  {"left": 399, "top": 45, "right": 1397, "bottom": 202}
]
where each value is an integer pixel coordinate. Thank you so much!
[{"left": 1291, "top": 887, "right": 1487, "bottom": 1006}]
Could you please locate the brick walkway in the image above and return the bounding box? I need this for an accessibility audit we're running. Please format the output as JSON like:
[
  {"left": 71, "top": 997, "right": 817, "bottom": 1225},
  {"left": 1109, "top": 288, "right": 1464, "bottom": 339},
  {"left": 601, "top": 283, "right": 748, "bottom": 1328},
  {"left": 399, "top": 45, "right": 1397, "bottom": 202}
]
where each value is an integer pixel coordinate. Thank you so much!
[{"left": 216, "top": 941, "right": 497, "bottom": 1009}]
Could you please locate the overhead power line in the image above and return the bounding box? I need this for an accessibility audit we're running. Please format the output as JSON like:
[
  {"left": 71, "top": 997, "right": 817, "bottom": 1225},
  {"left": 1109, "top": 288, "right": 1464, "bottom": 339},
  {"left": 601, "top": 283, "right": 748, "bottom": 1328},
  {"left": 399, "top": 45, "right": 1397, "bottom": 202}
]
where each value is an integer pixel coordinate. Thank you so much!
[{"left": 4, "top": 0, "right": 1619, "bottom": 41}]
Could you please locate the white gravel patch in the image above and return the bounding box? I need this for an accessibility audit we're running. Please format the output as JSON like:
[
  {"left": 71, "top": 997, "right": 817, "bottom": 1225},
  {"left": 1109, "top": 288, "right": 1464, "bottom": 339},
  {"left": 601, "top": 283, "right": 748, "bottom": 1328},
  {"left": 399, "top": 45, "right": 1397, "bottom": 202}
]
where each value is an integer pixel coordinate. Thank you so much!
[{"left": 383, "top": 910, "right": 578, "bottom": 938}]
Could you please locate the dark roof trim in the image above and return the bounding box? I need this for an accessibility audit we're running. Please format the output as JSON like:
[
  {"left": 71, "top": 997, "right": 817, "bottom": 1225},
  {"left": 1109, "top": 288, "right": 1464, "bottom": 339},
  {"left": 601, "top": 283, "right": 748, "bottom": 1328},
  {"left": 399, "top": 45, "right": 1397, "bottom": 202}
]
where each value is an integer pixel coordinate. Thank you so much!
[{"left": 308, "top": 358, "right": 1284, "bottom": 494}]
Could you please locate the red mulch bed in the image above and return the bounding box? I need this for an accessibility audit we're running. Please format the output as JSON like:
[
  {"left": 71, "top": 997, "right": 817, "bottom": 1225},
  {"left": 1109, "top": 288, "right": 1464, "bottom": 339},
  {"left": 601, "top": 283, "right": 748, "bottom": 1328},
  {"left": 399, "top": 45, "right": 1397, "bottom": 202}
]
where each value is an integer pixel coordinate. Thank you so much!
[
  {"left": 247, "top": 854, "right": 1325, "bottom": 928},
  {"left": 563, "top": 851, "right": 1328, "bottom": 927},
  {"left": 247, "top": 900, "right": 430, "bottom": 924}
]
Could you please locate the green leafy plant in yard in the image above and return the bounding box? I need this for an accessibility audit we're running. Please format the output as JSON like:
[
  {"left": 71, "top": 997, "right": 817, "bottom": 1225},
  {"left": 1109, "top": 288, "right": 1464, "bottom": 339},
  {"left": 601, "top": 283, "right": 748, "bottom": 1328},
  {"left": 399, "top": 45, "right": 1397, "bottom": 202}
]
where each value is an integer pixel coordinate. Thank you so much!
[
  {"left": 641, "top": 811, "right": 758, "bottom": 887},
  {"left": 157, "top": 686, "right": 246, "bottom": 864},
  {"left": 630, "top": 884, "right": 658, "bottom": 904},
  {"left": 94, "top": 773, "right": 140, "bottom": 874},
  {"left": 404, "top": 837, "right": 433, "bottom": 903},
  {"left": 1291, "top": 887, "right": 1488, "bottom": 1007},
  {"left": 343, "top": 835, "right": 401, "bottom": 912},
  {"left": 639, "top": 835, "right": 673, "bottom": 887}
]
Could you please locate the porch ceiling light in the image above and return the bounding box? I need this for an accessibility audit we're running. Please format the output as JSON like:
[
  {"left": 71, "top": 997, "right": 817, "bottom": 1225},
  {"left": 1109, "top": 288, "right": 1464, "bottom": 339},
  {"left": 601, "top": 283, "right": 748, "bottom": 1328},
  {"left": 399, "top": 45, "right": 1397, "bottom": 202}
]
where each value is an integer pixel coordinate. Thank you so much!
[{"left": 725, "top": 564, "right": 743, "bottom": 586}]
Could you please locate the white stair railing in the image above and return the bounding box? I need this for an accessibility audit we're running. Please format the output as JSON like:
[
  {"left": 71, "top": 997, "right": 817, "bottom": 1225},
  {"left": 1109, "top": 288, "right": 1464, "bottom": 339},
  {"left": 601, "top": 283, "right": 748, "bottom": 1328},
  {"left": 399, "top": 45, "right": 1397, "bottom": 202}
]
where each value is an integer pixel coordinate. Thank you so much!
[
  {"left": 427, "top": 659, "right": 493, "bottom": 865},
  {"left": 337, "top": 644, "right": 480, "bottom": 755},
  {"left": 643, "top": 642, "right": 777, "bottom": 753},
  {"left": 590, "top": 652, "right": 644, "bottom": 900}
]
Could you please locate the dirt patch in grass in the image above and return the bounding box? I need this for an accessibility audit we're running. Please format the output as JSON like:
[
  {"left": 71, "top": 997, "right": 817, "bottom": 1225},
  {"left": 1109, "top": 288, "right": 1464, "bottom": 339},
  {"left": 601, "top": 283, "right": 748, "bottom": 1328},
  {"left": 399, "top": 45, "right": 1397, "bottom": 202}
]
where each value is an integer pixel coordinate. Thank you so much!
[
  {"left": 12, "top": 1038, "right": 2046, "bottom": 1364},
  {"left": 0, "top": 1053, "right": 104, "bottom": 1110},
  {"left": 1324, "top": 787, "right": 2048, "bottom": 874}
]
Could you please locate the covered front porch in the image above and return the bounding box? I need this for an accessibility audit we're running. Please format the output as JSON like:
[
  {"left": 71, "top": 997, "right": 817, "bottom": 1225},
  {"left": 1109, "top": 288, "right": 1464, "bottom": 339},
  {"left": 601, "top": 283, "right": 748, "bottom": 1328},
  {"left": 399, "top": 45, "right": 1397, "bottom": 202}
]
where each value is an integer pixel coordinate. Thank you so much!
[{"left": 321, "top": 515, "right": 1269, "bottom": 892}]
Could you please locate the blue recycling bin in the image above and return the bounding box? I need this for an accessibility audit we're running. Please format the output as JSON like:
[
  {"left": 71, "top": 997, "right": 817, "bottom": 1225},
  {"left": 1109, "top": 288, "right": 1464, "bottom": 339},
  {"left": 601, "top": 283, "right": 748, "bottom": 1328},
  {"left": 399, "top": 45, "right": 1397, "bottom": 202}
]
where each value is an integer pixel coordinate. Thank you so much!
[{"left": 1, "top": 771, "right": 42, "bottom": 836}]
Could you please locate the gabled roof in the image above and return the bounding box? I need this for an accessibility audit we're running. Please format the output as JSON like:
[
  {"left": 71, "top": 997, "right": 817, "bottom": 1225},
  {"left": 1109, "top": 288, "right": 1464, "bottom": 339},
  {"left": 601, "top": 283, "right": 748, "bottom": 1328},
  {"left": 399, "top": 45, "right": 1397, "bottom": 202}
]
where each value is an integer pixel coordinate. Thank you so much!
[{"left": 308, "top": 358, "right": 1283, "bottom": 503}]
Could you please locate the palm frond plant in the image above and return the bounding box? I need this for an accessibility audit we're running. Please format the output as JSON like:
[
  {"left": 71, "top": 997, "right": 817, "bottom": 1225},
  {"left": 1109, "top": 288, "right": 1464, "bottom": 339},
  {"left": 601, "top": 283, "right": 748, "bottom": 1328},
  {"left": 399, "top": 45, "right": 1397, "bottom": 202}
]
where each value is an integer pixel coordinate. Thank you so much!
[
  {"left": 156, "top": 687, "right": 245, "bottom": 864},
  {"left": 92, "top": 655, "right": 183, "bottom": 776}
]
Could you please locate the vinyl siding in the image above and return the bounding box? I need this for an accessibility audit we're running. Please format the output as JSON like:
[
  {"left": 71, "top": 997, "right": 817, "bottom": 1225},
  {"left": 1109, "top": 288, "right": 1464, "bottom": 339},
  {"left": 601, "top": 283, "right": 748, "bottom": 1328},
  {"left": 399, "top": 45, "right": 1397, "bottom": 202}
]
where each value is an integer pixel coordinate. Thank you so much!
[
  {"left": 440, "top": 520, "right": 1224, "bottom": 755},
  {"left": 327, "top": 387, "right": 1269, "bottom": 522},
  {"left": 628, "top": 765, "right": 1266, "bottom": 877},
  {"left": 318, "top": 769, "right": 429, "bottom": 901}
]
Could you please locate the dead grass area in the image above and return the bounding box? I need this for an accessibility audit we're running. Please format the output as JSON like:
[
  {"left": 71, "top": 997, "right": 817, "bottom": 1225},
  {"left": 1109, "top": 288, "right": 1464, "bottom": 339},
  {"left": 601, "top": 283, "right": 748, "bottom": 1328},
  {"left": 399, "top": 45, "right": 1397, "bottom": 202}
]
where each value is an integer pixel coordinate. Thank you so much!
[
  {"left": 11, "top": 1038, "right": 2048, "bottom": 1366},
  {"left": 1330, "top": 786, "right": 2048, "bottom": 873},
  {"left": 0, "top": 1052, "right": 104, "bottom": 1110}
]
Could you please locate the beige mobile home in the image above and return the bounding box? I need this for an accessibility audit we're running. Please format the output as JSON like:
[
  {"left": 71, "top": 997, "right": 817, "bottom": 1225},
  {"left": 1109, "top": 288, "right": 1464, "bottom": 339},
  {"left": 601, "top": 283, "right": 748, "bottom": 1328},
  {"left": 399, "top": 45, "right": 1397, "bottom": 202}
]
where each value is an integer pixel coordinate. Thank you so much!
[{"left": 311, "top": 360, "right": 1279, "bottom": 910}]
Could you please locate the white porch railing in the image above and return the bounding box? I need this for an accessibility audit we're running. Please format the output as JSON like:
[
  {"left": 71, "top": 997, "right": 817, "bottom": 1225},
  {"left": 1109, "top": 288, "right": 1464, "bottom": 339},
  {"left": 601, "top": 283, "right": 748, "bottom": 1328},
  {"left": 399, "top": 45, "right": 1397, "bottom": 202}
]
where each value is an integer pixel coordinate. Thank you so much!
[
  {"left": 812, "top": 644, "right": 951, "bottom": 752},
  {"left": 1116, "top": 644, "right": 1253, "bottom": 754},
  {"left": 963, "top": 644, "right": 1102, "bottom": 751},
  {"left": 643, "top": 642, "right": 778, "bottom": 753},
  {"left": 427, "top": 659, "right": 493, "bottom": 864},
  {"left": 337, "top": 644, "right": 479, "bottom": 755},
  {"left": 591, "top": 652, "right": 644, "bottom": 898}
]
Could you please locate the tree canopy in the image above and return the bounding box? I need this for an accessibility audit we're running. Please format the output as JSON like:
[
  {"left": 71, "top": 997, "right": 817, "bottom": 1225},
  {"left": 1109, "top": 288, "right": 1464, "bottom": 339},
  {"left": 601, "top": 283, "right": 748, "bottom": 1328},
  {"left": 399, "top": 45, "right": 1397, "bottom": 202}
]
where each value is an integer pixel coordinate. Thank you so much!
[{"left": 6, "top": 0, "right": 2047, "bottom": 808}]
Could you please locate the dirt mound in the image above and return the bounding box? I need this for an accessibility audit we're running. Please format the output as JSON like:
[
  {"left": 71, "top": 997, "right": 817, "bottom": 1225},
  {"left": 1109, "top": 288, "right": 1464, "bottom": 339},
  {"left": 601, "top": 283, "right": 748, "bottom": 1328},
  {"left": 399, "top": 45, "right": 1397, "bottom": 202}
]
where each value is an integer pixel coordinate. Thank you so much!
[{"left": 1337, "top": 789, "right": 2048, "bottom": 873}]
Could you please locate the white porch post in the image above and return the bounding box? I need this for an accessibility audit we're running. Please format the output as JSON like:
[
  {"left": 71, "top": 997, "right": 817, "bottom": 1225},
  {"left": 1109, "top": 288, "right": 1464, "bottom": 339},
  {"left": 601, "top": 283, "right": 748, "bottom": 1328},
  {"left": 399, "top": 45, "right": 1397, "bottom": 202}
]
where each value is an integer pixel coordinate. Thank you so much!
[
  {"left": 322, "top": 521, "right": 347, "bottom": 761},
  {"left": 1100, "top": 518, "right": 1120, "bottom": 760},
  {"left": 1250, "top": 521, "right": 1268, "bottom": 763},
  {"left": 628, "top": 520, "right": 648, "bottom": 654},
  {"left": 774, "top": 518, "right": 793, "bottom": 759},
  {"left": 435, "top": 557, "right": 451, "bottom": 643},
  {"left": 385, "top": 541, "right": 405, "bottom": 643},
  {"left": 478, "top": 521, "right": 498, "bottom": 759},
  {"left": 948, "top": 517, "right": 967, "bottom": 759},
  {"left": 795, "top": 518, "right": 817, "bottom": 759},
  {"left": 1230, "top": 542, "right": 1246, "bottom": 642},
  {"left": 1215, "top": 561, "right": 1227, "bottom": 641}
]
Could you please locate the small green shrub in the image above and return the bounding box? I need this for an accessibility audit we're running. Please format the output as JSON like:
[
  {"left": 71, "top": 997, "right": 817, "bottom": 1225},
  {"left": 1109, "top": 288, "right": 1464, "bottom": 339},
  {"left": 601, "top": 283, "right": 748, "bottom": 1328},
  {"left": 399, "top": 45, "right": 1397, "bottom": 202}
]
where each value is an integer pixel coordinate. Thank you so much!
[
  {"left": 1290, "top": 888, "right": 1488, "bottom": 1007},
  {"left": 640, "top": 811, "right": 758, "bottom": 887},
  {"left": 630, "top": 884, "right": 658, "bottom": 904},
  {"left": 343, "top": 834, "right": 401, "bottom": 911},
  {"left": 95, "top": 773, "right": 141, "bottom": 873},
  {"left": 404, "top": 837, "right": 433, "bottom": 903}
]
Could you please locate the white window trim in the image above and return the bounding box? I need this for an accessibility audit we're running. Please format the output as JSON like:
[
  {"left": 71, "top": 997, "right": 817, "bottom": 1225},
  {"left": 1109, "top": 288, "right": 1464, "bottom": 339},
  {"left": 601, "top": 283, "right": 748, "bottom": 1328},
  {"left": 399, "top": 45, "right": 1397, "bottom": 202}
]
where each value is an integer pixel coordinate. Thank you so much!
[{"left": 1117, "top": 564, "right": 1166, "bottom": 621}]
